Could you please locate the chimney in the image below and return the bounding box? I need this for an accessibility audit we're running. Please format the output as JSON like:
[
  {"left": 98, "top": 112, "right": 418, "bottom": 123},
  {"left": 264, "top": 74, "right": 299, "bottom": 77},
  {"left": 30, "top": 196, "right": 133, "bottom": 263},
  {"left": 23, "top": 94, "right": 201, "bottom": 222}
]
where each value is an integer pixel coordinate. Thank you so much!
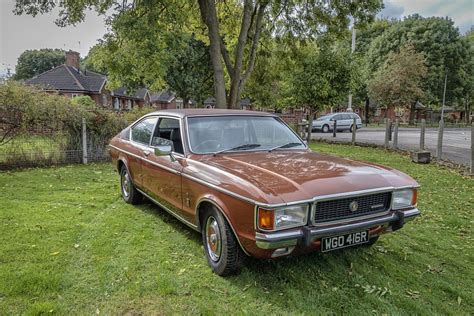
[{"left": 65, "top": 50, "right": 80, "bottom": 69}]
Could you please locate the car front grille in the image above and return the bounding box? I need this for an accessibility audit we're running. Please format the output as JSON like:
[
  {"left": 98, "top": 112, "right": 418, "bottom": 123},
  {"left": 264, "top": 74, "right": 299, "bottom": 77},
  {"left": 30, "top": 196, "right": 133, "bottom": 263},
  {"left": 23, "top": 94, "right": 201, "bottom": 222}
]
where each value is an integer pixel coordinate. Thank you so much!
[{"left": 313, "top": 192, "right": 392, "bottom": 224}]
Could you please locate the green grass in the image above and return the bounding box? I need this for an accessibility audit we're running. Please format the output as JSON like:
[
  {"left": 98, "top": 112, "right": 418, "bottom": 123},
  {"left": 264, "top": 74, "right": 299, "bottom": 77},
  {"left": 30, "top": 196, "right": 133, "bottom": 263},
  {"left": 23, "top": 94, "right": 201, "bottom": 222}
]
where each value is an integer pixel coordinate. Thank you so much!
[{"left": 0, "top": 142, "right": 472, "bottom": 315}]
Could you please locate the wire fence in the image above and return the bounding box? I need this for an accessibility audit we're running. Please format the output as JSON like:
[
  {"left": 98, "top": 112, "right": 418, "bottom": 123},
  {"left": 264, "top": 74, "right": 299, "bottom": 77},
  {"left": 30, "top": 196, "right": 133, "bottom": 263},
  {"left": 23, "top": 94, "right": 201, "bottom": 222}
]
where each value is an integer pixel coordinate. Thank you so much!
[{"left": 0, "top": 119, "right": 110, "bottom": 170}]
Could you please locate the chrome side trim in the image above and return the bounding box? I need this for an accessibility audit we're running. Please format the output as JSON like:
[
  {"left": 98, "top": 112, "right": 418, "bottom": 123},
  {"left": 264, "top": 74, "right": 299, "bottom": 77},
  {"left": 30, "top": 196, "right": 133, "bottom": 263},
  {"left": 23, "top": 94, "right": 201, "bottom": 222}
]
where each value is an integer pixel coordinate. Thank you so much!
[
  {"left": 137, "top": 188, "right": 199, "bottom": 231},
  {"left": 108, "top": 144, "right": 181, "bottom": 175},
  {"left": 195, "top": 198, "right": 250, "bottom": 256}
]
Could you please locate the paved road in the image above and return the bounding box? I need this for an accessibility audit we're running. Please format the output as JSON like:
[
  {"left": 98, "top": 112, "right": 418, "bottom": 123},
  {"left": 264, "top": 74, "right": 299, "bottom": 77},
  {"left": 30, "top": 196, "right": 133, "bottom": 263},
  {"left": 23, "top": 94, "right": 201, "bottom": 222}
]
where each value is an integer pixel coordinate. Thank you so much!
[{"left": 312, "top": 127, "right": 472, "bottom": 167}]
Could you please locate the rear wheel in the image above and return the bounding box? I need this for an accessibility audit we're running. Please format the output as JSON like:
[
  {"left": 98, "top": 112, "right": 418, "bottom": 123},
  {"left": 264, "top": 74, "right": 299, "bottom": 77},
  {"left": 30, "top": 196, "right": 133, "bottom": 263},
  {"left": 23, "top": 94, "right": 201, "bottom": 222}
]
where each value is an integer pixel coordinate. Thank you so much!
[
  {"left": 202, "top": 206, "right": 244, "bottom": 276},
  {"left": 322, "top": 125, "right": 330, "bottom": 133},
  {"left": 120, "top": 165, "right": 142, "bottom": 204}
]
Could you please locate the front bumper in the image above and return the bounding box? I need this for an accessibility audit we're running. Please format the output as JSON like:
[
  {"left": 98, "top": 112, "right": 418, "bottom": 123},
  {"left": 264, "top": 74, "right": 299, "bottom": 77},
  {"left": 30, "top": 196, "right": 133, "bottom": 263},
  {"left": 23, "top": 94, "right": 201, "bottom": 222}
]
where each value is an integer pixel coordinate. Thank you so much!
[{"left": 255, "top": 208, "right": 420, "bottom": 250}]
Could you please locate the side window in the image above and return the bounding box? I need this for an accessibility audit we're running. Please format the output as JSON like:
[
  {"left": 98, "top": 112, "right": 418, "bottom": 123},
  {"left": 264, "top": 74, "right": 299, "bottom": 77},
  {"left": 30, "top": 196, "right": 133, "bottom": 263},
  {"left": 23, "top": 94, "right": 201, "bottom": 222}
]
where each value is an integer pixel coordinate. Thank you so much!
[
  {"left": 131, "top": 117, "right": 157, "bottom": 145},
  {"left": 333, "top": 114, "right": 342, "bottom": 121},
  {"left": 151, "top": 118, "right": 184, "bottom": 155}
]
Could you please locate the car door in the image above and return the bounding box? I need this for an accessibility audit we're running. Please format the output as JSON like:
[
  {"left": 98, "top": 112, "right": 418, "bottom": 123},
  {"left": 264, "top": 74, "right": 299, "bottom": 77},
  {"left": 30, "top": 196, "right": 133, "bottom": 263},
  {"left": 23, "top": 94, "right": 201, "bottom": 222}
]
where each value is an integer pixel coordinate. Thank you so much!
[
  {"left": 128, "top": 116, "right": 159, "bottom": 187},
  {"left": 141, "top": 116, "right": 185, "bottom": 217}
]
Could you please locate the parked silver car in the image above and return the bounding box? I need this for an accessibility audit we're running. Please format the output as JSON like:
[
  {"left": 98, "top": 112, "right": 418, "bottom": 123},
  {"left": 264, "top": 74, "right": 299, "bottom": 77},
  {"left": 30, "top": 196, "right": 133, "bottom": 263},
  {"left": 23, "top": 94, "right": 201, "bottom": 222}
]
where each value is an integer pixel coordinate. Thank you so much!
[{"left": 312, "top": 112, "right": 362, "bottom": 133}]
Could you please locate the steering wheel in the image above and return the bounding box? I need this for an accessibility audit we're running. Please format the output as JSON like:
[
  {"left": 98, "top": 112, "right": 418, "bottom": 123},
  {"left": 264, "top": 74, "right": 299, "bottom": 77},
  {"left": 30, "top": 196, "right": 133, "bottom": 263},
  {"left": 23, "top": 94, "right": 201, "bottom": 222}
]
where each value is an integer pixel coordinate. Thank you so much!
[{"left": 194, "top": 139, "right": 220, "bottom": 152}]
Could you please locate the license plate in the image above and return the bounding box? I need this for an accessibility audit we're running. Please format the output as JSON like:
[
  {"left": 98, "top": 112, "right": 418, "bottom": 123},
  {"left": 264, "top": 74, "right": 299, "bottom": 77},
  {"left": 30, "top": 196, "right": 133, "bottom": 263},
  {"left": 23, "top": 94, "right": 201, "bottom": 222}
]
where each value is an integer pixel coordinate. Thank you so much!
[{"left": 321, "top": 230, "right": 369, "bottom": 252}]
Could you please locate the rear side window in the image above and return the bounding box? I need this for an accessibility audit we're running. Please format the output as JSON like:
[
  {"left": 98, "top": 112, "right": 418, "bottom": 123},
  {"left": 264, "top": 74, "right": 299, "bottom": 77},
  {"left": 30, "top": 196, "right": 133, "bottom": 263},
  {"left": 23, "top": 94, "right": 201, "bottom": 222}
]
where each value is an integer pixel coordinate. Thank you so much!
[{"left": 131, "top": 117, "right": 157, "bottom": 145}]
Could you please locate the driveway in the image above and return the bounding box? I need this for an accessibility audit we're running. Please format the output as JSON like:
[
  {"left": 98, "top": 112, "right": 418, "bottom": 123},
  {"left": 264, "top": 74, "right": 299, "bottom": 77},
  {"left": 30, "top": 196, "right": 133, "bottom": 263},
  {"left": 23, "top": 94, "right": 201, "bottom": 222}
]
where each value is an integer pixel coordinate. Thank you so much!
[{"left": 312, "top": 127, "right": 472, "bottom": 167}]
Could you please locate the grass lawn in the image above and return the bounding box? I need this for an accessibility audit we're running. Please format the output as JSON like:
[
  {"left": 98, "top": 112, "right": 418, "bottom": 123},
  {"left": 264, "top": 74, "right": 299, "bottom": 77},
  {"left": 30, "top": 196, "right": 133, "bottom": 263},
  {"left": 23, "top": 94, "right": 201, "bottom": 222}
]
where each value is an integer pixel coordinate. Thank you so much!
[{"left": 0, "top": 142, "right": 472, "bottom": 315}]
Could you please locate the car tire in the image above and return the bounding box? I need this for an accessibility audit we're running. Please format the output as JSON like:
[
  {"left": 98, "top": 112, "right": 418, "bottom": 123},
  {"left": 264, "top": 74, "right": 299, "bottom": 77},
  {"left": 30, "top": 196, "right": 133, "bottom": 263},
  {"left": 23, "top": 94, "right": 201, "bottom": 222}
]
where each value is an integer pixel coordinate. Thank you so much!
[
  {"left": 322, "top": 125, "right": 330, "bottom": 133},
  {"left": 202, "top": 206, "right": 244, "bottom": 276},
  {"left": 120, "top": 165, "right": 142, "bottom": 204}
]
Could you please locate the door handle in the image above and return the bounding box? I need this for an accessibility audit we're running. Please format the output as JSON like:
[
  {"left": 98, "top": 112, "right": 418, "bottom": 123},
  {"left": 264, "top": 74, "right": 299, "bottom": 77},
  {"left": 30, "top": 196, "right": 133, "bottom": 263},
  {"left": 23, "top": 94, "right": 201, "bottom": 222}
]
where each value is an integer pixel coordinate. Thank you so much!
[{"left": 143, "top": 150, "right": 151, "bottom": 157}]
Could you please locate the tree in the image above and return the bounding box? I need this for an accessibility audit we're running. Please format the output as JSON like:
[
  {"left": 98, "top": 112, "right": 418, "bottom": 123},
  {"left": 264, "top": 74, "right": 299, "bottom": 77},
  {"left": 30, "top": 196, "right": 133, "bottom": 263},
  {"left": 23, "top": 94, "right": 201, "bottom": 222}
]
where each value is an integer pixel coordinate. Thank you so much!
[
  {"left": 164, "top": 35, "right": 214, "bottom": 106},
  {"left": 460, "top": 28, "right": 473, "bottom": 123},
  {"left": 367, "top": 45, "right": 427, "bottom": 124},
  {"left": 366, "top": 15, "right": 470, "bottom": 106},
  {"left": 13, "top": 49, "right": 65, "bottom": 80},
  {"left": 14, "top": 0, "right": 382, "bottom": 108},
  {"left": 290, "top": 39, "right": 353, "bottom": 140}
]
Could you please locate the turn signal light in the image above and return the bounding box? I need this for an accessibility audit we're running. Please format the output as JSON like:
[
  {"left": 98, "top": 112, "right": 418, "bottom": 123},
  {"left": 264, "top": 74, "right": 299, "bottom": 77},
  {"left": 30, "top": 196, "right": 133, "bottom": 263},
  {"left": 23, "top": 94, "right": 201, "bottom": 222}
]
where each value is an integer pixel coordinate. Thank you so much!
[
  {"left": 258, "top": 208, "right": 274, "bottom": 230},
  {"left": 412, "top": 189, "right": 418, "bottom": 206}
]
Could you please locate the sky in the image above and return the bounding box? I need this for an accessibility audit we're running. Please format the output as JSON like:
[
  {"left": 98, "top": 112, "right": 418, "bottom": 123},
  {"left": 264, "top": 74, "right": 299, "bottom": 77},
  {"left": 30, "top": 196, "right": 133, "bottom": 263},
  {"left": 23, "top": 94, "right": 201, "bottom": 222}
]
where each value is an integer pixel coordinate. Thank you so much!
[{"left": 1, "top": 0, "right": 473, "bottom": 76}]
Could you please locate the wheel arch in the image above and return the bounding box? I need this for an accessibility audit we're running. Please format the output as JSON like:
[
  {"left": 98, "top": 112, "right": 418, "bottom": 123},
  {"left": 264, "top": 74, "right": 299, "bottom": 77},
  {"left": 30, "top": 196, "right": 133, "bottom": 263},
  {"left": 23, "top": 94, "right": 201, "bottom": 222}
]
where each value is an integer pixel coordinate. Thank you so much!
[{"left": 195, "top": 197, "right": 250, "bottom": 256}]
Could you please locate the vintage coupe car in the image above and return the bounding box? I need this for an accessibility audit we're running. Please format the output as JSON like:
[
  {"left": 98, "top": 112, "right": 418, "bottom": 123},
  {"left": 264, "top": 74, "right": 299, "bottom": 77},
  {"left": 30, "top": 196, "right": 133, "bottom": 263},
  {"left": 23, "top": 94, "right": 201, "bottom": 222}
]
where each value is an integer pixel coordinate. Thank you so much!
[{"left": 108, "top": 109, "right": 420, "bottom": 276}]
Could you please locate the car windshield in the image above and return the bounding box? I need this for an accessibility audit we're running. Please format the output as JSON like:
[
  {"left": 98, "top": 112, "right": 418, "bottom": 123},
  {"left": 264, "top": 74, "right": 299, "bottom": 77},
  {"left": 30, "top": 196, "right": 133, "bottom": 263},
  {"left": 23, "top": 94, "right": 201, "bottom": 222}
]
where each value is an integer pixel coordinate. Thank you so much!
[{"left": 187, "top": 116, "right": 306, "bottom": 154}]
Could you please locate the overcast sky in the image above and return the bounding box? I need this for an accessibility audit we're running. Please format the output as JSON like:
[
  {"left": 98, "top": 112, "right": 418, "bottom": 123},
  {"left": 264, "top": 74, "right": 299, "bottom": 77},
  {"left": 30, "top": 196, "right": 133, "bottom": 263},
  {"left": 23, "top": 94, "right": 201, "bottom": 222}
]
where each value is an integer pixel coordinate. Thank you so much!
[{"left": 1, "top": 0, "right": 473, "bottom": 76}]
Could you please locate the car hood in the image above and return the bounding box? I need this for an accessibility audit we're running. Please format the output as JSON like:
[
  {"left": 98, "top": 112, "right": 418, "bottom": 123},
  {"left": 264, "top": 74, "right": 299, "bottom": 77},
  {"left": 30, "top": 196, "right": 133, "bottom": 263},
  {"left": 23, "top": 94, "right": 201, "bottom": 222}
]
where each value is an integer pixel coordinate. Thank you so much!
[{"left": 186, "top": 150, "right": 418, "bottom": 205}]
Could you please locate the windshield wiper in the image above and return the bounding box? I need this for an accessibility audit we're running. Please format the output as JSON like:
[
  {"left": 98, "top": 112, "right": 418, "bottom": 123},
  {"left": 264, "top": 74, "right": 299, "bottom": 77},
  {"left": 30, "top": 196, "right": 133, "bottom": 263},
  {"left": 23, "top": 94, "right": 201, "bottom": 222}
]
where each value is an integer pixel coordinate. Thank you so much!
[
  {"left": 268, "top": 142, "right": 302, "bottom": 152},
  {"left": 213, "top": 143, "right": 261, "bottom": 156}
]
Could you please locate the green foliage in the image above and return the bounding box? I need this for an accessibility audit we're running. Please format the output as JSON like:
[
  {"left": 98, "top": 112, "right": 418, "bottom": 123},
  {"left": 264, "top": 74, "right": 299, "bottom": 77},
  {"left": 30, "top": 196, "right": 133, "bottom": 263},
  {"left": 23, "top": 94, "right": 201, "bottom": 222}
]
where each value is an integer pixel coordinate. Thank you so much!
[
  {"left": 366, "top": 15, "right": 470, "bottom": 106},
  {"left": 290, "top": 40, "right": 352, "bottom": 112},
  {"left": 0, "top": 82, "right": 147, "bottom": 151},
  {"left": 368, "top": 45, "right": 427, "bottom": 109},
  {"left": 71, "top": 95, "right": 96, "bottom": 109},
  {"left": 13, "top": 49, "right": 65, "bottom": 80},
  {"left": 164, "top": 35, "right": 214, "bottom": 104}
]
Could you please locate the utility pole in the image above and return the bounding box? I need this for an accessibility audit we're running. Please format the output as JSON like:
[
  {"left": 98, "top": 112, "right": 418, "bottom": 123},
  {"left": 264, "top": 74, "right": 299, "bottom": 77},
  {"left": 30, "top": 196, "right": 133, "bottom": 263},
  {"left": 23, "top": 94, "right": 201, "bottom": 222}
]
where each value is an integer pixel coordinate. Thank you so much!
[
  {"left": 437, "top": 73, "right": 448, "bottom": 160},
  {"left": 347, "top": 26, "right": 356, "bottom": 112}
]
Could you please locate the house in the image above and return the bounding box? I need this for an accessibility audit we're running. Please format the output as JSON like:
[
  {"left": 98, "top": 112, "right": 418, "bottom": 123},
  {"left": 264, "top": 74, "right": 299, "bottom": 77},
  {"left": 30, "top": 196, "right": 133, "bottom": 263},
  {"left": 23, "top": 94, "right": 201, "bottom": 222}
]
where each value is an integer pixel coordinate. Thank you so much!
[
  {"left": 25, "top": 50, "right": 149, "bottom": 110},
  {"left": 111, "top": 87, "right": 150, "bottom": 111},
  {"left": 25, "top": 50, "right": 109, "bottom": 106},
  {"left": 150, "top": 90, "right": 178, "bottom": 109}
]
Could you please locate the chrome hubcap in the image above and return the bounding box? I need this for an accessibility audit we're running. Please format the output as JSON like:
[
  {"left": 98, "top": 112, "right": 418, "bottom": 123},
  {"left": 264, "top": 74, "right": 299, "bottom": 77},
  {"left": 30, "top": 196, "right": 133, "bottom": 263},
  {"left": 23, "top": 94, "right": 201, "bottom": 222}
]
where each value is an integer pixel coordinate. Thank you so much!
[
  {"left": 205, "top": 216, "right": 221, "bottom": 262},
  {"left": 121, "top": 171, "right": 130, "bottom": 198}
]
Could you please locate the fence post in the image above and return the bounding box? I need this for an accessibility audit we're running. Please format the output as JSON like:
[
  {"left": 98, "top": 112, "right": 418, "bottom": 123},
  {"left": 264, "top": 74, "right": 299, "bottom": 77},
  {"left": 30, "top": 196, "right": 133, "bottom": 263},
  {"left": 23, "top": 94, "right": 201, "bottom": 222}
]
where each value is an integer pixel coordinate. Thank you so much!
[
  {"left": 384, "top": 119, "right": 391, "bottom": 148},
  {"left": 437, "top": 120, "right": 444, "bottom": 160},
  {"left": 351, "top": 117, "right": 357, "bottom": 145},
  {"left": 82, "top": 117, "right": 88, "bottom": 164},
  {"left": 333, "top": 120, "right": 337, "bottom": 137},
  {"left": 420, "top": 119, "right": 426, "bottom": 150},
  {"left": 471, "top": 122, "right": 473, "bottom": 174},
  {"left": 393, "top": 119, "right": 399, "bottom": 149}
]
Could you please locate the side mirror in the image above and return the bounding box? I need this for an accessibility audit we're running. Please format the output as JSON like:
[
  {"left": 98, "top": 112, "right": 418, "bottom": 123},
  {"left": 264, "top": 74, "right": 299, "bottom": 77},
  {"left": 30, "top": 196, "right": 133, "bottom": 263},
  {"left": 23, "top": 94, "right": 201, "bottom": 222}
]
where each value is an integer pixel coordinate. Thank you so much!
[{"left": 152, "top": 137, "right": 174, "bottom": 156}]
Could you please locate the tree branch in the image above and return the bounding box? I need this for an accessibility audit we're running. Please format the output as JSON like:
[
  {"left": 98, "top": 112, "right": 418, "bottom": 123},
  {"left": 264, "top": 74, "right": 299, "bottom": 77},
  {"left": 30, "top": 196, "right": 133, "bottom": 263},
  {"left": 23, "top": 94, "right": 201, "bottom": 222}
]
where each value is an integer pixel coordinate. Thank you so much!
[
  {"left": 220, "top": 37, "right": 234, "bottom": 76},
  {"left": 241, "top": 2, "right": 267, "bottom": 87}
]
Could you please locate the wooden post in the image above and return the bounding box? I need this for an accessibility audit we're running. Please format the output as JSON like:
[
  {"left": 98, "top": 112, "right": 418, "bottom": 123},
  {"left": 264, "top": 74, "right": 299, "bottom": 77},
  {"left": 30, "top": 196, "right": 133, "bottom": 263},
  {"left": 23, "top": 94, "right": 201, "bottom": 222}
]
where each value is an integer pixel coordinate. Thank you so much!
[
  {"left": 420, "top": 119, "right": 426, "bottom": 150},
  {"left": 384, "top": 119, "right": 391, "bottom": 148},
  {"left": 437, "top": 120, "right": 444, "bottom": 160},
  {"left": 471, "top": 122, "right": 473, "bottom": 174},
  {"left": 333, "top": 120, "right": 337, "bottom": 137},
  {"left": 393, "top": 119, "right": 399, "bottom": 149},
  {"left": 351, "top": 117, "right": 357, "bottom": 145},
  {"left": 82, "top": 118, "right": 88, "bottom": 164}
]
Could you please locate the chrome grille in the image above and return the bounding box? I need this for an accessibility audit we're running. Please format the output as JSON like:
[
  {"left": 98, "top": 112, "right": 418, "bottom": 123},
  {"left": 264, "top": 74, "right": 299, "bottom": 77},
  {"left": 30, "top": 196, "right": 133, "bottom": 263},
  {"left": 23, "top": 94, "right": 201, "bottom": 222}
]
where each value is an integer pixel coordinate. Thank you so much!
[{"left": 313, "top": 192, "right": 392, "bottom": 223}]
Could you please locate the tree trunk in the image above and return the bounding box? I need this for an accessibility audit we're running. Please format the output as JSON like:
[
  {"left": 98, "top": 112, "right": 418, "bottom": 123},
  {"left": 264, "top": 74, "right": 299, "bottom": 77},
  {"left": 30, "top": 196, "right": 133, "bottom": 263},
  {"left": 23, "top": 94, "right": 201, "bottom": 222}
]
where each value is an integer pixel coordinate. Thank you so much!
[
  {"left": 365, "top": 97, "right": 370, "bottom": 126},
  {"left": 409, "top": 100, "right": 417, "bottom": 125},
  {"left": 198, "top": 0, "right": 227, "bottom": 108},
  {"left": 183, "top": 97, "right": 190, "bottom": 109}
]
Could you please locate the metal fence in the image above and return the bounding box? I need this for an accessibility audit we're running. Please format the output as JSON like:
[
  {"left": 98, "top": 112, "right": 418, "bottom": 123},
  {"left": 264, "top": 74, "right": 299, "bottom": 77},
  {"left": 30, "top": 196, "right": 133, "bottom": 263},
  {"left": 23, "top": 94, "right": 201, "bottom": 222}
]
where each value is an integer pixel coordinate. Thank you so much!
[{"left": 0, "top": 118, "right": 110, "bottom": 170}]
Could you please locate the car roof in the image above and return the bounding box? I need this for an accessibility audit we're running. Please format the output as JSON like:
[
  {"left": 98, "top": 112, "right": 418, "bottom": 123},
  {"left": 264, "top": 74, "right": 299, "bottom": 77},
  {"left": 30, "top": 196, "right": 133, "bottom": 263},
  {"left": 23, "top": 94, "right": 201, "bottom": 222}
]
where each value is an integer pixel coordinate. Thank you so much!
[{"left": 144, "top": 109, "right": 276, "bottom": 119}]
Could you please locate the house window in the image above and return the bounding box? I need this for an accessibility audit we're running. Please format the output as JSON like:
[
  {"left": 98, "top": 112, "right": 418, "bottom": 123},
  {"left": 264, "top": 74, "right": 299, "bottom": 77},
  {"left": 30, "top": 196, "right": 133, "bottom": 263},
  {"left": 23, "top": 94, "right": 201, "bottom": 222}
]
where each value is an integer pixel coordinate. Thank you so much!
[
  {"left": 71, "top": 93, "right": 78, "bottom": 98},
  {"left": 126, "top": 99, "right": 132, "bottom": 110},
  {"left": 113, "top": 98, "right": 120, "bottom": 111}
]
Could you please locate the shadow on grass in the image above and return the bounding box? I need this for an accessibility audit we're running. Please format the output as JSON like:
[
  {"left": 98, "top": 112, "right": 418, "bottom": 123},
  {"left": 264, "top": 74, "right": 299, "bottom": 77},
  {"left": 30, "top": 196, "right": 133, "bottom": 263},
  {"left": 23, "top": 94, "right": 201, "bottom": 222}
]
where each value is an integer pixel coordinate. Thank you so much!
[{"left": 131, "top": 198, "right": 377, "bottom": 311}]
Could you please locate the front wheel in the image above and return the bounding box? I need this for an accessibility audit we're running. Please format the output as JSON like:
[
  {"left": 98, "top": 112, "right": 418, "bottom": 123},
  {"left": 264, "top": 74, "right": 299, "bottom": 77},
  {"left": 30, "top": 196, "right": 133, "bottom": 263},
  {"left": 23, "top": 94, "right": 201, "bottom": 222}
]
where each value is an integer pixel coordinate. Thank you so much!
[
  {"left": 322, "top": 125, "right": 330, "bottom": 133},
  {"left": 202, "top": 206, "right": 244, "bottom": 276}
]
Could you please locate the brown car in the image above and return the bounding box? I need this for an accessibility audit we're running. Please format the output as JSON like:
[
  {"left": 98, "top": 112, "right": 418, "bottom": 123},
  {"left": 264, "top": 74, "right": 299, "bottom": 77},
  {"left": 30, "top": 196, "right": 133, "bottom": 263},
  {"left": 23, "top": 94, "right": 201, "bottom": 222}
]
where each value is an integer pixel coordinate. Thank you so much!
[{"left": 109, "top": 109, "right": 420, "bottom": 276}]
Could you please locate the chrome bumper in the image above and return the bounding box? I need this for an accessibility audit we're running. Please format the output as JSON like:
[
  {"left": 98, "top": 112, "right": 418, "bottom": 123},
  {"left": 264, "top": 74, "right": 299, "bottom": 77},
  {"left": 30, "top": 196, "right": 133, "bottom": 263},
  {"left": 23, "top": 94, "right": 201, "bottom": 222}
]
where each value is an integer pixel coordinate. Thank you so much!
[{"left": 255, "top": 208, "right": 420, "bottom": 249}]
